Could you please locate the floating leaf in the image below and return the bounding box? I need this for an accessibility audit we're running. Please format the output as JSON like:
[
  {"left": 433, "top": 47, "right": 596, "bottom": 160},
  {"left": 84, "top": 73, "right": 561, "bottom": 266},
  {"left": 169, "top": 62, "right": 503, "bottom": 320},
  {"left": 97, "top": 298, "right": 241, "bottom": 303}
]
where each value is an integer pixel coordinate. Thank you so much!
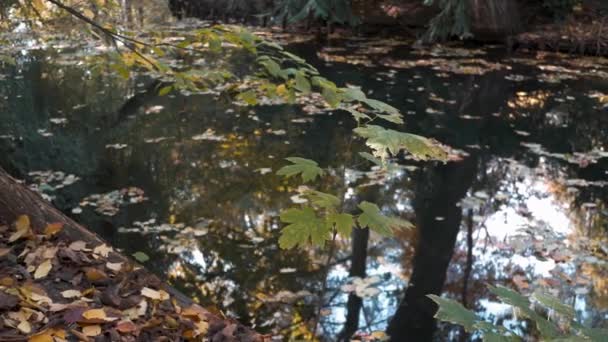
[
  {"left": 93, "top": 244, "right": 113, "bottom": 258},
  {"left": 279, "top": 207, "right": 328, "bottom": 249},
  {"left": 354, "top": 125, "right": 449, "bottom": 161},
  {"left": 276, "top": 157, "right": 324, "bottom": 183},
  {"left": 158, "top": 85, "right": 173, "bottom": 96},
  {"left": 132, "top": 251, "right": 149, "bottom": 263},
  {"left": 106, "top": 262, "right": 122, "bottom": 272},
  {"left": 428, "top": 295, "right": 478, "bottom": 332},
  {"left": 357, "top": 201, "right": 411, "bottom": 236}
]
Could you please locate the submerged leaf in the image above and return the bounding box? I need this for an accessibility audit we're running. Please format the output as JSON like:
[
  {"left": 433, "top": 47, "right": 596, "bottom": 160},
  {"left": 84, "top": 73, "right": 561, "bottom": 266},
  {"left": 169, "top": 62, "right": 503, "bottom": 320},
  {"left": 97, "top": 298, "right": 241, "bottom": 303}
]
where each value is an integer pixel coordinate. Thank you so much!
[
  {"left": 132, "top": 251, "right": 150, "bottom": 263},
  {"left": 276, "top": 157, "right": 324, "bottom": 183}
]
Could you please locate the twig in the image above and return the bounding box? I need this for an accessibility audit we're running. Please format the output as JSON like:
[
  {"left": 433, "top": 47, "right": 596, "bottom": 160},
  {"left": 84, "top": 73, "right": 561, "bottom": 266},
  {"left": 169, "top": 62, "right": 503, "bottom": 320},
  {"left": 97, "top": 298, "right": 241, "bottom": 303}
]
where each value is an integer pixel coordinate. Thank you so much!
[{"left": 43, "top": 0, "right": 158, "bottom": 70}]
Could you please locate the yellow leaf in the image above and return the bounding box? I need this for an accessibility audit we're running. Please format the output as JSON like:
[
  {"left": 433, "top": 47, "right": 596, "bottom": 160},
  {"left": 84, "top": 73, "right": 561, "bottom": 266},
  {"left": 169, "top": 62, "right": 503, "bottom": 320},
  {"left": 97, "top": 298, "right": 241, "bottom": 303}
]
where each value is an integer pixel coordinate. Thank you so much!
[
  {"left": 82, "top": 324, "right": 101, "bottom": 337},
  {"left": 44, "top": 222, "right": 63, "bottom": 236},
  {"left": 82, "top": 9, "right": 95, "bottom": 19},
  {"left": 193, "top": 321, "right": 209, "bottom": 337},
  {"left": 28, "top": 331, "right": 53, "bottom": 342},
  {"left": 34, "top": 259, "right": 52, "bottom": 279},
  {"left": 276, "top": 84, "right": 288, "bottom": 97},
  {"left": 141, "top": 287, "right": 169, "bottom": 301},
  {"left": 9, "top": 215, "right": 31, "bottom": 243},
  {"left": 82, "top": 309, "right": 107, "bottom": 320},
  {"left": 17, "top": 320, "right": 31, "bottom": 334}
]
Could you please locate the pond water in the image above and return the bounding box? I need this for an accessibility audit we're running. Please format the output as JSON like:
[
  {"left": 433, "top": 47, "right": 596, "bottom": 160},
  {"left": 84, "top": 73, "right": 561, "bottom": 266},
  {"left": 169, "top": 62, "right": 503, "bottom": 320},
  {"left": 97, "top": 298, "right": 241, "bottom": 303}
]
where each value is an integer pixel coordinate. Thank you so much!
[{"left": 1, "top": 37, "right": 608, "bottom": 341}]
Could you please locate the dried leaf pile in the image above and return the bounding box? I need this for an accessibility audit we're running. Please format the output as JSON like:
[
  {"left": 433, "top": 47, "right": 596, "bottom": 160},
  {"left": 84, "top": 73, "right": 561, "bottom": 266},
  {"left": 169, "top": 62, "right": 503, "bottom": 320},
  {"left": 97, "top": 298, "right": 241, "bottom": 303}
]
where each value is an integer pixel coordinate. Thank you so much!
[{"left": 0, "top": 215, "right": 263, "bottom": 341}]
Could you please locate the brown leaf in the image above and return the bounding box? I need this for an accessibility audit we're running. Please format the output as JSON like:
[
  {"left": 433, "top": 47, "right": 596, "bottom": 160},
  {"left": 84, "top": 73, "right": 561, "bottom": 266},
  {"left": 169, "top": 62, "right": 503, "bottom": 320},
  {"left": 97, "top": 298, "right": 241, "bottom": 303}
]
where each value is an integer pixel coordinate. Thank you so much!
[
  {"left": 63, "top": 307, "right": 87, "bottom": 324},
  {"left": 44, "top": 222, "right": 64, "bottom": 237},
  {"left": 82, "top": 324, "right": 102, "bottom": 337},
  {"left": 84, "top": 267, "right": 108, "bottom": 282},
  {"left": 34, "top": 259, "right": 53, "bottom": 279},
  {"left": 0, "top": 291, "right": 19, "bottom": 311},
  {"left": 0, "top": 247, "right": 11, "bottom": 258},
  {"left": 115, "top": 320, "right": 137, "bottom": 334}
]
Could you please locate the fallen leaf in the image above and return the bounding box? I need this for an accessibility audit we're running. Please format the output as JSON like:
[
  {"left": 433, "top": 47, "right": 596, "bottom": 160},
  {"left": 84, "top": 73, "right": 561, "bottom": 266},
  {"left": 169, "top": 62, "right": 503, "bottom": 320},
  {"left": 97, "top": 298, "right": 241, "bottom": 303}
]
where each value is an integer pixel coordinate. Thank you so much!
[
  {"left": 44, "top": 223, "right": 64, "bottom": 237},
  {"left": 115, "top": 320, "right": 137, "bottom": 334},
  {"left": 106, "top": 262, "right": 122, "bottom": 272},
  {"left": 34, "top": 259, "right": 53, "bottom": 279},
  {"left": 69, "top": 241, "right": 88, "bottom": 251},
  {"left": 0, "top": 291, "right": 19, "bottom": 311},
  {"left": 82, "top": 308, "right": 106, "bottom": 320},
  {"left": 28, "top": 330, "right": 54, "bottom": 342},
  {"left": 84, "top": 267, "right": 107, "bottom": 282},
  {"left": 82, "top": 324, "right": 101, "bottom": 337},
  {"left": 61, "top": 290, "right": 82, "bottom": 299},
  {"left": 140, "top": 287, "right": 170, "bottom": 301},
  {"left": 17, "top": 320, "right": 31, "bottom": 334},
  {"left": 93, "top": 244, "right": 112, "bottom": 258},
  {"left": 9, "top": 215, "right": 31, "bottom": 243},
  {"left": 0, "top": 247, "right": 11, "bottom": 257}
]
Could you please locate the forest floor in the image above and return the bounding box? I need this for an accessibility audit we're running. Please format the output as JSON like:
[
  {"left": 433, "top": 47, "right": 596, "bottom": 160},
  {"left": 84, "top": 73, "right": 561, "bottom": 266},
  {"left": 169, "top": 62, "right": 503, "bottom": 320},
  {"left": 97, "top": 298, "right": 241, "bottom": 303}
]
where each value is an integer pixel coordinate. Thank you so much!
[{"left": 0, "top": 171, "right": 264, "bottom": 342}]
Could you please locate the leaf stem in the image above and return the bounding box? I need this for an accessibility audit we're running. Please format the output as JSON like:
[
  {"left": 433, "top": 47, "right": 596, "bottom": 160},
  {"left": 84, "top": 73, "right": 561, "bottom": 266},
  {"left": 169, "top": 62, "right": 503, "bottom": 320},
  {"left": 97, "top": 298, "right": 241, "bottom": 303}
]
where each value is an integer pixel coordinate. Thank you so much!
[{"left": 312, "top": 229, "right": 338, "bottom": 338}]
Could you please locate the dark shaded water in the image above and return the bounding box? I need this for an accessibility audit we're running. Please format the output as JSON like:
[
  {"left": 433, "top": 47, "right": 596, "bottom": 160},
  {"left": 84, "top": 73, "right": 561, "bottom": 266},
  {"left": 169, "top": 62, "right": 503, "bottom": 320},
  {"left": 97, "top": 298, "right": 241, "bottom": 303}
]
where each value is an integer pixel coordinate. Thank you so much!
[{"left": 1, "top": 40, "right": 608, "bottom": 340}]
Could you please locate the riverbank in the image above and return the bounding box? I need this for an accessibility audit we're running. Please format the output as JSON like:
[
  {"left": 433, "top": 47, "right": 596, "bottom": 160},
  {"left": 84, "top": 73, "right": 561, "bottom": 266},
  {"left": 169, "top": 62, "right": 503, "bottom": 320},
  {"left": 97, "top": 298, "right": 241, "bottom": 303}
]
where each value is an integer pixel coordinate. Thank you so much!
[{"left": 0, "top": 167, "right": 264, "bottom": 341}]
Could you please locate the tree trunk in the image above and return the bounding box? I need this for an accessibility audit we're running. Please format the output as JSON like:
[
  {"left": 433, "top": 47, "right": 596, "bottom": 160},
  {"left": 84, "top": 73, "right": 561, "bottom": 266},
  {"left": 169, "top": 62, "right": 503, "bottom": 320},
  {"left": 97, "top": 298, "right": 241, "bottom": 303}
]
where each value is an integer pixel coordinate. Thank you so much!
[{"left": 386, "top": 156, "right": 478, "bottom": 341}]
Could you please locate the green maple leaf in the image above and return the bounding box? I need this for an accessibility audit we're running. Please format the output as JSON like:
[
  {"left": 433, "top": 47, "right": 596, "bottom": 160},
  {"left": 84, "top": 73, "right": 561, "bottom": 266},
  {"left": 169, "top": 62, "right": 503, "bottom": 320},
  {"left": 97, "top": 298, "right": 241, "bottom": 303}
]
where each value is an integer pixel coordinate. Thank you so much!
[
  {"left": 357, "top": 201, "right": 412, "bottom": 236},
  {"left": 428, "top": 295, "right": 479, "bottom": 332},
  {"left": 327, "top": 213, "right": 355, "bottom": 236},
  {"left": 279, "top": 207, "right": 329, "bottom": 249},
  {"left": 305, "top": 190, "right": 340, "bottom": 209},
  {"left": 532, "top": 290, "right": 575, "bottom": 319},
  {"left": 489, "top": 285, "right": 560, "bottom": 339},
  {"left": 354, "top": 125, "right": 449, "bottom": 161},
  {"left": 277, "top": 157, "right": 325, "bottom": 183}
]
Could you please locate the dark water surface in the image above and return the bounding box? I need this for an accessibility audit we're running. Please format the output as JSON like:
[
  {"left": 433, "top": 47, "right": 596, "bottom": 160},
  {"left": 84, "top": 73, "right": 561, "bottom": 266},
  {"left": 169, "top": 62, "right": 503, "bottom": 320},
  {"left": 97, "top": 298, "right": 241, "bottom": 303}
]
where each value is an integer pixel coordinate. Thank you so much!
[{"left": 1, "top": 39, "right": 608, "bottom": 340}]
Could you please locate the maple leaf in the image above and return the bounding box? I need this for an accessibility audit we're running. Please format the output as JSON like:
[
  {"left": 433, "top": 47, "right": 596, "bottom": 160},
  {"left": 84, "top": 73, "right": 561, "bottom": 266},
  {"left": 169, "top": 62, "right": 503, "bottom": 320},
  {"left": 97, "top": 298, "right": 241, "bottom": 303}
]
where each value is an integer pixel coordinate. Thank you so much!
[
  {"left": 327, "top": 213, "right": 354, "bottom": 236},
  {"left": 357, "top": 201, "right": 412, "bottom": 236},
  {"left": 278, "top": 207, "right": 329, "bottom": 249},
  {"left": 354, "top": 125, "right": 449, "bottom": 161},
  {"left": 428, "top": 295, "right": 479, "bottom": 332},
  {"left": 276, "top": 157, "right": 324, "bottom": 183},
  {"left": 304, "top": 190, "right": 340, "bottom": 209}
]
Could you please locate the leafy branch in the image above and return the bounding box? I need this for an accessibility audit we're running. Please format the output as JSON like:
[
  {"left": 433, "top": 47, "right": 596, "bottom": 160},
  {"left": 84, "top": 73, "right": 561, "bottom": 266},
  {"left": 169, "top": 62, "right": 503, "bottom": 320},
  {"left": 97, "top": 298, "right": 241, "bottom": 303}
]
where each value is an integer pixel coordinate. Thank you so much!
[{"left": 429, "top": 285, "right": 608, "bottom": 341}]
